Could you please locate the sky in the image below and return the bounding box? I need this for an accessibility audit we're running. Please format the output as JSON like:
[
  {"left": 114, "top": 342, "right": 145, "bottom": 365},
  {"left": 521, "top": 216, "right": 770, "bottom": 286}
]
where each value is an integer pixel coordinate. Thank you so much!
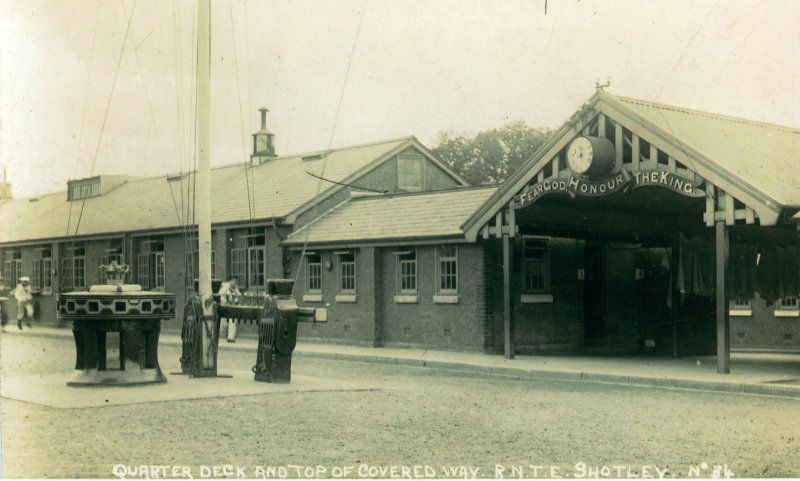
[{"left": 1, "top": 0, "right": 799, "bottom": 199}]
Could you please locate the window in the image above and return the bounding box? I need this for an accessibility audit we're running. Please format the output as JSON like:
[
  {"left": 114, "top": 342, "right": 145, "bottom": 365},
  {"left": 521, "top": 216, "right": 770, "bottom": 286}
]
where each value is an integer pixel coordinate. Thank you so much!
[
  {"left": 136, "top": 238, "right": 165, "bottom": 289},
  {"left": 230, "top": 248, "right": 247, "bottom": 284},
  {"left": 154, "top": 252, "right": 165, "bottom": 289},
  {"left": 229, "top": 233, "right": 266, "bottom": 289},
  {"left": 397, "top": 153, "right": 423, "bottom": 191},
  {"left": 67, "top": 178, "right": 100, "bottom": 201},
  {"left": 523, "top": 237, "right": 549, "bottom": 292},
  {"left": 437, "top": 245, "right": 458, "bottom": 294},
  {"left": 397, "top": 249, "right": 417, "bottom": 293},
  {"left": 32, "top": 259, "right": 41, "bottom": 289},
  {"left": 306, "top": 253, "right": 322, "bottom": 293},
  {"left": 62, "top": 244, "right": 86, "bottom": 290},
  {"left": 776, "top": 297, "right": 799, "bottom": 317},
  {"left": 186, "top": 249, "right": 216, "bottom": 287},
  {"left": 337, "top": 251, "right": 356, "bottom": 293},
  {"left": 729, "top": 298, "right": 753, "bottom": 317},
  {"left": 42, "top": 257, "right": 53, "bottom": 289},
  {"left": 3, "top": 250, "right": 22, "bottom": 287},
  {"left": 247, "top": 246, "right": 265, "bottom": 288},
  {"left": 32, "top": 248, "right": 53, "bottom": 291}
]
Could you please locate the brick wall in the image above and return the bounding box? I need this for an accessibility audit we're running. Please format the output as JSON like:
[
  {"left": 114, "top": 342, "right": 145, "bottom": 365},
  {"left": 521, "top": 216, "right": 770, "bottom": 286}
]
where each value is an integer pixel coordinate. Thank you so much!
[
  {"left": 732, "top": 294, "right": 800, "bottom": 350},
  {"left": 378, "top": 244, "right": 486, "bottom": 351}
]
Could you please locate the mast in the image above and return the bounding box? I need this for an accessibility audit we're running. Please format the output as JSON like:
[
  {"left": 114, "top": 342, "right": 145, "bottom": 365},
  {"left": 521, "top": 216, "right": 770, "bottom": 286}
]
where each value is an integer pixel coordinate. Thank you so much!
[{"left": 196, "top": 0, "right": 214, "bottom": 369}]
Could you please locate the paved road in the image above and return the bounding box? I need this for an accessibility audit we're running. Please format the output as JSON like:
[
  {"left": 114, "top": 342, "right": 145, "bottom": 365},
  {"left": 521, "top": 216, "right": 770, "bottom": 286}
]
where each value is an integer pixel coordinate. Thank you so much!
[{"left": 1, "top": 334, "right": 798, "bottom": 478}]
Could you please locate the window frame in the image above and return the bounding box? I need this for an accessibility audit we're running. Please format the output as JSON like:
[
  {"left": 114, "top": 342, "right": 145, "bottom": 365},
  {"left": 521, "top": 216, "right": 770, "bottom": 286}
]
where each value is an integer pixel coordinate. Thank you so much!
[
  {"left": 775, "top": 297, "right": 799, "bottom": 317},
  {"left": 230, "top": 248, "right": 247, "bottom": 287},
  {"left": 247, "top": 246, "right": 266, "bottom": 288},
  {"left": 396, "top": 248, "right": 417, "bottom": 294},
  {"left": 397, "top": 153, "right": 424, "bottom": 191},
  {"left": 522, "top": 237, "right": 550, "bottom": 294},
  {"left": 62, "top": 244, "right": 86, "bottom": 290},
  {"left": 337, "top": 251, "right": 357, "bottom": 294},
  {"left": 136, "top": 238, "right": 164, "bottom": 290},
  {"left": 306, "top": 252, "right": 322, "bottom": 293},
  {"left": 436, "top": 245, "right": 458, "bottom": 295}
]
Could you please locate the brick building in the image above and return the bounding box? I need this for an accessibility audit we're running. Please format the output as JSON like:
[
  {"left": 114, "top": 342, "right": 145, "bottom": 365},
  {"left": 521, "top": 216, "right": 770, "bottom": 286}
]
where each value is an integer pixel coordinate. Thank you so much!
[
  {"left": 283, "top": 91, "right": 800, "bottom": 361},
  {"left": 0, "top": 119, "right": 469, "bottom": 334},
  {"left": 1, "top": 92, "right": 799, "bottom": 363}
]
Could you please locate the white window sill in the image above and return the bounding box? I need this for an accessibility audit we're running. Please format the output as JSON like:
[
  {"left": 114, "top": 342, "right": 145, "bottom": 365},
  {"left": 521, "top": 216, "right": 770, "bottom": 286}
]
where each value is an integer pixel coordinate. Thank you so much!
[
  {"left": 775, "top": 310, "right": 800, "bottom": 318},
  {"left": 433, "top": 294, "right": 459, "bottom": 304},
  {"left": 335, "top": 294, "right": 357, "bottom": 303},
  {"left": 729, "top": 309, "right": 752, "bottom": 317},
  {"left": 303, "top": 293, "right": 323, "bottom": 303},
  {"left": 394, "top": 295, "right": 418, "bottom": 304},
  {"left": 521, "top": 294, "right": 553, "bottom": 304}
]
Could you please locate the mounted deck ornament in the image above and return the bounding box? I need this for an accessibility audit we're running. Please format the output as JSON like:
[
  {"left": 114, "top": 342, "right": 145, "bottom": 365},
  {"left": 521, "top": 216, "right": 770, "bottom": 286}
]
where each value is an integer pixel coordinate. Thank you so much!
[
  {"left": 57, "top": 262, "right": 175, "bottom": 386},
  {"left": 179, "top": 280, "right": 225, "bottom": 378},
  {"left": 250, "top": 279, "right": 318, "bottom": 383}
]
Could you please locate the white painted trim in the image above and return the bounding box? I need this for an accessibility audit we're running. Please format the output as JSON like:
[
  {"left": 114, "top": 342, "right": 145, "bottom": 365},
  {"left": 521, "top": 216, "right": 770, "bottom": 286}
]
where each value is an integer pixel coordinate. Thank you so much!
[
  {"left": 433, "top": 294, "right": 460, "bottom": 304},
  {"left": 775, "top": 310, "right": 800, "bottom": 318},
  {"left": 302, "top": 294, "right": 323, "bottom": 303},
  {"left": 335, "top": 294, "right": 357, "bottom": 303},
  {"left": 393, "top": 295, "right": 418, "bottom": 304},
  {"left": 729, "top": 309, "right": 752, "bottom": 317},
  {"left": 521, "top": 294, "right": 554, "bottom": 304}
]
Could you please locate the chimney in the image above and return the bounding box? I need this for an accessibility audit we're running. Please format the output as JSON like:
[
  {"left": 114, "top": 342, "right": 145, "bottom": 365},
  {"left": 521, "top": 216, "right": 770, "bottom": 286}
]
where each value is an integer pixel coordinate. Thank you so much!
[{"left": 251, "top": 107, "right": 277, "bottom": 165}]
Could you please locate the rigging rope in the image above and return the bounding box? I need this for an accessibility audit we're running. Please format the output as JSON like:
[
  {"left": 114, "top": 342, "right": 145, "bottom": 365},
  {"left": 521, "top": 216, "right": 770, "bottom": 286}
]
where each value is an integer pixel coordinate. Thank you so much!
[
  {"left": 72, "top": 0, "right": 139, "bottom": 238},
  {"left": 60, "top": 0, "right": 101, "bottom": 290},
  {"left": 292, "top": 0, "right": 367, "bottom": 296}
]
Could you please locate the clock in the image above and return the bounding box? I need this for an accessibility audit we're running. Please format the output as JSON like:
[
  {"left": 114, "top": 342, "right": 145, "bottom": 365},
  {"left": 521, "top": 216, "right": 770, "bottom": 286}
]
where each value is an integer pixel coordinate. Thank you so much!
[
  {"left": 566, "top": 135, "right": 615, "bottom": 176},
  {"left": 255, "top": 134, "right": 268, "bottom": 153}
]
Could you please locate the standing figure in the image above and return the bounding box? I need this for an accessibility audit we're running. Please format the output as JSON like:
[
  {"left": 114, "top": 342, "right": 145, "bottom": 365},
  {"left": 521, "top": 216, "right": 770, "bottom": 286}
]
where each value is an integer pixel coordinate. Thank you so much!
[
  {"left": 13, "top": 276, "right": 34, "bottom": 330},
  {"left": 217, "top": 275, "right": 242, "bottom": 343},
  {"left": 0, "top": 274, "right": 8, "bottom": 332}
]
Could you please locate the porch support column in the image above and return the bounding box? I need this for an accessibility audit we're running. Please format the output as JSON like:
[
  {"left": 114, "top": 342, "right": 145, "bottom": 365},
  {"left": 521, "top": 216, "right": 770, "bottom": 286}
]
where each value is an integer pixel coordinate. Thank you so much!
[
  {"left": 671, "top": 232, "right": 679, "bottom": 358},
  {"left": 502, "top": 234, "right": 515, "bottom": 359},
  {"left": 715, "top": 220, "right": 730, "bottom": 374}
]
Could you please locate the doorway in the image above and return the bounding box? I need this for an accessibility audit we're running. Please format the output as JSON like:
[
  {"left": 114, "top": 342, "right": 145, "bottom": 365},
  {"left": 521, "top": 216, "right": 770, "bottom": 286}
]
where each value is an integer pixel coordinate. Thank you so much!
[{"left": 584, "top": 244, "right": 606, "bottom": 342}]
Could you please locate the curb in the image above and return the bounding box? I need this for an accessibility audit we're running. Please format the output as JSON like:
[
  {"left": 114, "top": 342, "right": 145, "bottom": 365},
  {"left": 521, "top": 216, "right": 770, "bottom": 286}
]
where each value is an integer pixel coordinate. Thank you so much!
[{"left": 6, "top": 328, "right": 800, "bottom": 399}]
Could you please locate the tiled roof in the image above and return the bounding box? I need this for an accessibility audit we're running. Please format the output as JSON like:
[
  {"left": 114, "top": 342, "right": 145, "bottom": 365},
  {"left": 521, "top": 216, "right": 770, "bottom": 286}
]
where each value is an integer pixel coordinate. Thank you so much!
[
  {"left": 283, "top": 186, "right": 498, "bottom": 246},
  {"left": 615, "top": 95, "right": 800, "bottom": 207},
  {"left": 0, "top": 137, "right": 421, "bottom": 244}
]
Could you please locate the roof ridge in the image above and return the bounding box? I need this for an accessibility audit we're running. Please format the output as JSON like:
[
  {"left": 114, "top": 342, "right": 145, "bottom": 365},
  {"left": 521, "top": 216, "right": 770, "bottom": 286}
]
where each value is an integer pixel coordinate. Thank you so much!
[
  {"left": 286, "top": 196, "right": 354, "bottom": 239},
  {"left": 348, "top": 184, "right": 498, "bottom": 202},
  {"left": 613, "top": 94, "right": 800, "bottom": 134}
]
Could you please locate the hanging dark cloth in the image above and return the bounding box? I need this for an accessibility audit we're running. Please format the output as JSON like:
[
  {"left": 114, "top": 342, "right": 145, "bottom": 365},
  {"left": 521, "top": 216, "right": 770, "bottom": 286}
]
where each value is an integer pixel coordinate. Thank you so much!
[
  {"left": 777, "top": 245, "right": 799, "bottom": 299},
  {"left": 679, "top": 234, "right": 715, "bottom": 298},
  {"left": 755, "top": 245, "right": 779, "bottom": 304},
  {"left": 729, "top": 242, "right": 757, "bottom": 300}
]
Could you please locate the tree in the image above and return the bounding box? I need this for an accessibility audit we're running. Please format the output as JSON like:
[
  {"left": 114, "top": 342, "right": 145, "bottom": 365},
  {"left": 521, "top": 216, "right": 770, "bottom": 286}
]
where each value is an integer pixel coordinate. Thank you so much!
[{"left": 432, "top": 121, "right": 553, "bottom": 185}]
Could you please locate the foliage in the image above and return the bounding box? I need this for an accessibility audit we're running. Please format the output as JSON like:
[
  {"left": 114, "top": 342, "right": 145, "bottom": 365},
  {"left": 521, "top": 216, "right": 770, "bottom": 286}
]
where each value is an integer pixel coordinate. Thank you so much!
[{"left": 432, "top": 121, "right": 553, "bottom": 185}]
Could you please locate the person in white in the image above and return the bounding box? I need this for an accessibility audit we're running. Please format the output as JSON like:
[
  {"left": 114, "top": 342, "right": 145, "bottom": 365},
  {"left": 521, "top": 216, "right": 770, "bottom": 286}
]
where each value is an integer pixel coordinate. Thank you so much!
[
  {"left": 217, "top": 275, "right": 242, "bottom": 342},
  {"left": 13, "top": 276, "right": 34, "bottom": 330}
]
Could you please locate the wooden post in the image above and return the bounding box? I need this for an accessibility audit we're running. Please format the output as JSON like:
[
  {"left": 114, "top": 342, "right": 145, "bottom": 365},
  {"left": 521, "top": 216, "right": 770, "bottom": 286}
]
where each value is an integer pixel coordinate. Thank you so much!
[
  {"left": 671, "top": 232, "right": 679, "bottom": 358},
  {"left": 715, "top": 221, "right": 730, "bottom": 374},
  {"left": 196, "top": 0, "right": 216, "bottom": 372},
  {"left": 503, "top": 234, "right": 515, "bottom": 359}
]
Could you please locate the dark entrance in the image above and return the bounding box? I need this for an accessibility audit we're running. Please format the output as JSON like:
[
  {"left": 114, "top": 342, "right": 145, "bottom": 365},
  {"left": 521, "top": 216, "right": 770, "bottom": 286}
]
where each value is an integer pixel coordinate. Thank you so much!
[{"left": 583, "top": 243, "right": 606, "bottom": 342}]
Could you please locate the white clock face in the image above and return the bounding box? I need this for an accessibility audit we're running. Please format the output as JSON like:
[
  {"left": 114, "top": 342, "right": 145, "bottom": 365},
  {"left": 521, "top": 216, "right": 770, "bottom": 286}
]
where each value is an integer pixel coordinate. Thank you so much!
[
  {"left": 256, "top": 135, "right": 267, "bottom": 152},
  {"left": 567, "top": 136, "right": 594, "bottom": 174}
]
